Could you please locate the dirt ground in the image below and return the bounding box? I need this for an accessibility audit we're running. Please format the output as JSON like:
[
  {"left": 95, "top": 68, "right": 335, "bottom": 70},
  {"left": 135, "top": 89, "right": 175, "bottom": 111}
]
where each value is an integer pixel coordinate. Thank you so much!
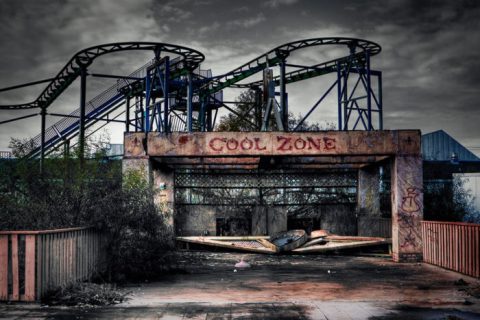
[{"left": 1, "top": 251, "right": 480, "bottom": 319}]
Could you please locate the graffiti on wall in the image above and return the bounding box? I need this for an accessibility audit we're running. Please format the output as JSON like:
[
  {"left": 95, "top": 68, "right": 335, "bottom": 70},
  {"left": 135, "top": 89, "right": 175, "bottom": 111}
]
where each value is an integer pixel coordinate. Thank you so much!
[{"left": 399, "top": 187, "right": 422, "bottom": 250}]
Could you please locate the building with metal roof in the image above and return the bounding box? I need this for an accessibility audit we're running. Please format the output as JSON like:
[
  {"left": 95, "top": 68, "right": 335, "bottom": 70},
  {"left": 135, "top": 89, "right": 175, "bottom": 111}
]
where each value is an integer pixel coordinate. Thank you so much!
[{"left": 422, "top": 130, "right": 480, "bottom": 162}]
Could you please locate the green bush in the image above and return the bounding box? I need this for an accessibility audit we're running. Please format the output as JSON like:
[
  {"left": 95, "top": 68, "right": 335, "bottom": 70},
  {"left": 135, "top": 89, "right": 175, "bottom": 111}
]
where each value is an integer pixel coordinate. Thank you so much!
[
  {"left": 0, "top": 146, "right": 173, "bottom": 281},
  {"left": 43, "top": 282, "right": 127, "bottom": 306},
  {"left": 423, "top": 178, "right": 475, "bottom": 222}
]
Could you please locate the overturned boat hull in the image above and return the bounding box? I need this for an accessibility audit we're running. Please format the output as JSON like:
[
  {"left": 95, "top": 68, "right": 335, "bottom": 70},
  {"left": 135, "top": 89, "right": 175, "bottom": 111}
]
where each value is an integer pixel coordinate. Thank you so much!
[{"left": 176, "top": 234, "right": 390, "bottom": 255}]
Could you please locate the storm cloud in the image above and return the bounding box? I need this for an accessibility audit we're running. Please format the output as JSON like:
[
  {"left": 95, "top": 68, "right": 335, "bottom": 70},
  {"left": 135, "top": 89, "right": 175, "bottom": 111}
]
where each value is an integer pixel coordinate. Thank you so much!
[{"left": 0, "top": 0, "right": 479, "bottom": 155}]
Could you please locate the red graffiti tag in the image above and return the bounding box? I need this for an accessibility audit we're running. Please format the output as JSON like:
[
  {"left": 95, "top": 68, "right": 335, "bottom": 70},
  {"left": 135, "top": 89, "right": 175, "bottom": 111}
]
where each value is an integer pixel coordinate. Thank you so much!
[
  {"left": 323, "top": 137, "right": 336, "bottom": 150},
  {"left": 208, "top": 137, "right": 267, "bottom": 151},
  {"left": 209, "top": 137, "right": 227, "bottom": 151},
  {"left": 208, "top": 135, "right": 336, "bottom": 153}
]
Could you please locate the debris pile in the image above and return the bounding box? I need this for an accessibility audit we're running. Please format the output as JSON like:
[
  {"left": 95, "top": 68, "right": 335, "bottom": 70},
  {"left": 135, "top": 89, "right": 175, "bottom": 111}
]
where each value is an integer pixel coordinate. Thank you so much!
[{"left": 176, "top": 229, "right": 390, "bottom": 254}]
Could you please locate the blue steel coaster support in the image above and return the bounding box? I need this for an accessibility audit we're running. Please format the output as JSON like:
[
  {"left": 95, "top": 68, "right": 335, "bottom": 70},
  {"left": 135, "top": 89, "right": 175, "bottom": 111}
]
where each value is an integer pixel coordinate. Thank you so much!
[
  {"left": 366, "top": 51, "right": 372, "bottom": 130},
  {"left": 40, "top": 106, "right": 46, "bottom": 173},
  {"left": 342, "top": 67, "right": 349, "bottom": 130},
  {"left": 337, "top": 61, "right": 343, "bottom": 130},
  {"left": 125, "top": 96, "right": 130, "bottom": 132},
  {"left": 279, "top": 60, "right": 287, "bottom": 130},
  {"left": 163, "top": 56, "right": 170, "bottom": 132},
  {"left": 78, "top": 62, "right": 87, "bottom": 163},
  {"left": 199, "top": 98, "right": 206, "bottom": 132},
  {"left": 186, "top": 72, "right": 193, "bottom": 132},
  {"left": 206, "top": 108, "right": 213, "bottom": 131},
  {"left": 332, "top": 49, "right": 383, "bottom": 131},
  {"left": 144, "top": 68, "right": 151, "bottom": 131},
  {"left": 144, "top": 55, "right": 170, "bottom": 132},
  {"left": 378, "top": 71, "right": 383, "bottom": 130}
]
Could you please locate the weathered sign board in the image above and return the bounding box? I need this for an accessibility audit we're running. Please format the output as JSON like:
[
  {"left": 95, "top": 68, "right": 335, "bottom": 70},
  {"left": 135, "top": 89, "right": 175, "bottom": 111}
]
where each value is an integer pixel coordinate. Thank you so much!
[{"left": 124, "top": 130, "right": 421, "bottom": 158}]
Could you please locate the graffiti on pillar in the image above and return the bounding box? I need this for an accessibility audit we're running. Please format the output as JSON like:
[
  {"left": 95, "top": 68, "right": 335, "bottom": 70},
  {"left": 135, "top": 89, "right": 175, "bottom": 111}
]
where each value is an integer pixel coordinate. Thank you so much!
[
  {"left": 399, "top": 187, "right": 421, "bottom": 249},
  {"left": 401, "top": 187, "right": 421, "bottom": 214}
]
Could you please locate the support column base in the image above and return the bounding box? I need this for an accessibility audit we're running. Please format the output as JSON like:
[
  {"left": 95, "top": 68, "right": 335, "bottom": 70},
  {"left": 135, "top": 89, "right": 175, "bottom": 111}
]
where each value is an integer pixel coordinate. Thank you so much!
[{"left": 393, "top": 252, "right": 423, "bottom": 263}]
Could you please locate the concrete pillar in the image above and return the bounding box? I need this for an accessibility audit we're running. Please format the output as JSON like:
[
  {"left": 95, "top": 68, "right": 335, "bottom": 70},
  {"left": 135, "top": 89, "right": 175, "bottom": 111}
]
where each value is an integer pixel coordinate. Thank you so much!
[
  {"left": 122, "top": 158, "right": 152, "bottom": 184},
  {"left": 123, "top": 133, "right": 150, "bottom": 181},
  {"left": 357, "top": 166, "right": 382, "bottom": 237},
  {"left": 357, "top": 166, "right": 381, "bottom": 216},
  {"left": 153, "top": 166, "right": 174, "bottom": 226},
  {"left": 391, "top": 155, "right": 423, "bottom": 262}
]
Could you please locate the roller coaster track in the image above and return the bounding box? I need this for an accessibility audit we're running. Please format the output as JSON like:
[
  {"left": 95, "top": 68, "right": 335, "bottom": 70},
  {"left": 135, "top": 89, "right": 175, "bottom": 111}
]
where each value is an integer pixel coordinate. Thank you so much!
[
  {"left": 201, "top": 37, "right": 381, "bottom": 96},
  {"left": 0, "top": 42, "right": 204, "bottom": 110},
  {"left": 235, "top": 52, "right": 368, "bottom": 88},
  {"left": 1, "top": 37, "right": 381, "bottom": 158}
]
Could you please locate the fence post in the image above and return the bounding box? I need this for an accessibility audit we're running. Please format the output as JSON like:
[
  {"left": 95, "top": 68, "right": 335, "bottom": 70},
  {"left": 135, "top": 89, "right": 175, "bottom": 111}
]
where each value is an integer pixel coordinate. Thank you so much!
[
  {"left": 11, "top": 235, "right": 19, "bottom": 300},
  {"left": 0, "top": 235, "right": 8, "bottom": 300},
  {"left": 25, "top": 235, "right": 36, "bottom": 301}
]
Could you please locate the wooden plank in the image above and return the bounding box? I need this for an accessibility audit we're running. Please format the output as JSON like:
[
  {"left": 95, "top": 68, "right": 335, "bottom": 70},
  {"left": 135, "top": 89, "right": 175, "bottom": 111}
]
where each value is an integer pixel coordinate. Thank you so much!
[
  {"left": 77, "top": 231, "right": 81, "bottom": 280},
  {"left": 476, "top": 226, "right": 479, "bottom": 277},
  {"left": 0, "top": 226, "right": 92, "bottom": 235},
  {"left": 11, "top": 235, "right": 19, "bottom": 300},
  {"left": 36, "top": 234, "right": 43, "bottom": 300},
  {"left": 454, "top": 224, "right": 458, "bottom": 273},
  {"left": 177, "top": 237, "right": 276, "bottom": 254},
  {"left": 310, "top": 230, "right": 329, "bottom": 239},
  {"left": 466, "top": 226, "right": 470, "bottom": 276},
  {"left": 293, "top": 239, "right": 389, "bottom": 253},
  {"left": 80, "top": 230, "right": 85, "bottom": 280},
  {"left": 58, "top": 233, "right": 62, "bottom": 287},
  {"left": 460, "top": 225, "right": 464, "bottom": 275},
  {"left": 54, "top": 233, "right": 59, "bottom": 289},
  {"left": 476, "top": 226, "right": 480, "bottom": 277},
  {"left": 0, "top": 235, "right": 8, "bottom": 300},
  {"left": 325, "top": 235, "right": 386, "bottom": 242},
  {"left": 63, "top": 233, "right": 68, "bottom": 285},
  {"left": 24, "top": 235, "right": 36, "bottom": 301},
  {"left": 180, "top": 236, "right": 270, "bottom": 241},
  {"left": 423, "top": 223, "right": 428, "bottom": 263},
  {"left": 43, "top": 235, "right": 49, "bottom": 297},
  {"left": 448, "top": 224, "right": 453, "bottom": 270},
  {"left": 299, "top": 237, "right": 326, "bottom": 248},
  {"left": 443, "top": 223, "right": 446, "bottom": 268},
  {"left": 257, "top": 239, "right": 278, "bottom": 252},
  {"left": 88, "top": 229, "right": 92, "bottom": 277},
  {"left": 72, "top": 231, "right": 76, "bottom": 282}
]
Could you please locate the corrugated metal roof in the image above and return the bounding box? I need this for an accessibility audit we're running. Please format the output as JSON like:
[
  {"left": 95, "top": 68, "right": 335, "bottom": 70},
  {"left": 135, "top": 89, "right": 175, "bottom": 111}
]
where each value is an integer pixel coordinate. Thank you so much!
[{"left": 422, "top": 130, "right": 480, "bottom": 161}]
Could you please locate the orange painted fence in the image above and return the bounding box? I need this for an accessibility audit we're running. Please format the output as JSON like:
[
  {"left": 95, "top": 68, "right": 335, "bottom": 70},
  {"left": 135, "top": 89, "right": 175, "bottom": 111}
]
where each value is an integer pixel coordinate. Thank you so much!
[
  {"left": 422, "top": 221, "right": 480, "bottom": 278},
  {"left": 0, "top": 227, "right": 105, "bottom": 302}
]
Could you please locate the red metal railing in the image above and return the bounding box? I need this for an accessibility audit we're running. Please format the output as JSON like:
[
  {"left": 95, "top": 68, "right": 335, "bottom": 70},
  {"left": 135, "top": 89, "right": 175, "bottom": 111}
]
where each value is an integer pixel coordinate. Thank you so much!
[
  {"left": 0, "top": 227, "right": 105, "bottom": 302},
  {"left": 422, "top": 221, "right": 480, "bottom": 278}
]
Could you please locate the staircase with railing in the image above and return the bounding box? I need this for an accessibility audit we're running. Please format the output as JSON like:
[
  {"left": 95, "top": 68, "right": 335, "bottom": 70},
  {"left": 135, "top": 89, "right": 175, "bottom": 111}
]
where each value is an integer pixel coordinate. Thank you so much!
[{"left": 28, "top": 60, "right": 154, "bottom": 157}]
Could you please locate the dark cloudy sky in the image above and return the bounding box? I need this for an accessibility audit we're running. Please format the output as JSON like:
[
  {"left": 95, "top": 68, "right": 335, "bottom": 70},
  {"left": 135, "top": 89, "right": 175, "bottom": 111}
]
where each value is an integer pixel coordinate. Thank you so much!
[{"left": 0, "top": 0, "right": 479, "bottom": 156}]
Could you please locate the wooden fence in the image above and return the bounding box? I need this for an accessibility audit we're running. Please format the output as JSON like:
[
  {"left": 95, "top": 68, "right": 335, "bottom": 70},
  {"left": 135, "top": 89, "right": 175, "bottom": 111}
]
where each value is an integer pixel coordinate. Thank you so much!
[
  {"left": 0, "top": 227, "right": 105, "bottom": 302},
  {"left": 422, "top": 221, "right": 480, "bottom": 278}
]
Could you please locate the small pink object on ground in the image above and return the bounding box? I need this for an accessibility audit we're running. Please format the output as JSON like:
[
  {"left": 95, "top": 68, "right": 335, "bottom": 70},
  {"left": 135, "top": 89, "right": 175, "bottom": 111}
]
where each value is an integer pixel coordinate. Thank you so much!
[{"left": 235, "top": 260, "right": 251, "bottom": 268}]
